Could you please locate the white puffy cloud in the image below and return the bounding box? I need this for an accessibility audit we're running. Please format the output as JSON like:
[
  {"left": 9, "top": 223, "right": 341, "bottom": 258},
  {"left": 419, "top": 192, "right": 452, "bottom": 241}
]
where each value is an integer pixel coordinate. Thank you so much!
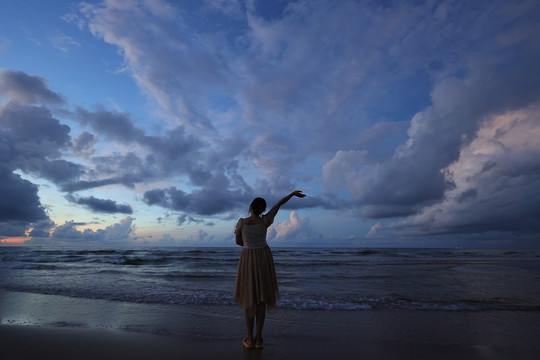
[
  {"left": 45, "top": 217, "right": 135, "bottom": 245},
  {"left": 268, "top": 211, "right": 312, "bottom": 244}
]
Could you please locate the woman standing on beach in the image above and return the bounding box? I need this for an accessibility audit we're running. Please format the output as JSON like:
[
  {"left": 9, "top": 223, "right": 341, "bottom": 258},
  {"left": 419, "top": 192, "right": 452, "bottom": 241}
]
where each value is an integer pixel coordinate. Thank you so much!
[{"left": 233, "top": 190, "right": 306, "bottom": 349}]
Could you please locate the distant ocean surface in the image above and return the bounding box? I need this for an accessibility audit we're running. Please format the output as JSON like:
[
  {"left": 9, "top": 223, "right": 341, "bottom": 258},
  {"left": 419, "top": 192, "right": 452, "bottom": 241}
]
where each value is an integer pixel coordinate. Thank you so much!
[{"left": 1, "top": 247, "right": 540, "bottom": 312}]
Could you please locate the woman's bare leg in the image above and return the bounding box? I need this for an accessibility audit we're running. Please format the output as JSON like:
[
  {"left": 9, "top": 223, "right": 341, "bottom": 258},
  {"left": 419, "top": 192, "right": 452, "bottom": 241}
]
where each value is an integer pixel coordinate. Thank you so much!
[
  {"left": 255, "top": 303, "right": 266, "bottom": 345},
  {"left": 244, "top": 309, "right": 255, "bottom": 345}
]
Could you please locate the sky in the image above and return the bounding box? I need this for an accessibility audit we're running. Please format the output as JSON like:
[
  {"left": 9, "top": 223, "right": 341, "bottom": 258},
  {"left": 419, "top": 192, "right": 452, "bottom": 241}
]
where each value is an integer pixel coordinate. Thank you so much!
[{"left": 0, "top": 0, "right": 539, "bottom": 248}]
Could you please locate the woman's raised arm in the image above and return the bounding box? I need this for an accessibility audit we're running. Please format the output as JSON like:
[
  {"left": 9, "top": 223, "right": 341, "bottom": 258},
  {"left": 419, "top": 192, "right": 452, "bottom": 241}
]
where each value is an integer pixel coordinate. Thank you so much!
[{"left": 266, "top": 190, "right": 306, "bottom": 220}]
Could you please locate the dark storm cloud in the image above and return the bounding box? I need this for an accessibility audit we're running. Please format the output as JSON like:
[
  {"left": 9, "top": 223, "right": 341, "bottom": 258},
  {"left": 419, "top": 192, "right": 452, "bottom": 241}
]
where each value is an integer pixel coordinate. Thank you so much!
[
  {"left": 61, "top": 174, "right": 142, "bottom": 192},
  {"left": 66, "top": 194, "right": 133, "bottom": 214},
  {"left": 0, "top": 70, "right": 79, "bottom": 238},
  {"left": 0, "top": 164, "right": 48, "bottom": 236},
  {"left": 26, "top": 219, "right": 55, "bottom": 238},
  {"left": 0, "top": 100, "right": 83, "bottom": 186},
  {"left": 0, "top": 101, "right": 70, "bottom": 148},
  {"left": 0, "top": 69, "right": 64, "bottom": 105},
  {"left": 40, "top": 160, "right": 85, "bottom": 184}
]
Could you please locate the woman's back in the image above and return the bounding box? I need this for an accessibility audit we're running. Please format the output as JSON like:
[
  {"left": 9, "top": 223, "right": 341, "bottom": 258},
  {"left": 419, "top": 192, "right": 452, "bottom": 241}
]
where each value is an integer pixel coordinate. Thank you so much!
[
  {"left": 241, "top": 223, "right": 268, "bottom": 249},
  {"left": 238, "top": 214, "right": 273, "bottom": 249}
]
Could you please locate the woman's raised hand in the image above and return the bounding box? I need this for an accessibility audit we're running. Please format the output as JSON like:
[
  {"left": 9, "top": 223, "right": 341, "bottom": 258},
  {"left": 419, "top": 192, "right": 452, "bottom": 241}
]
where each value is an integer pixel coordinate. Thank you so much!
[{"left": 291, "top": 190, "right": 306, "bottom": 198}]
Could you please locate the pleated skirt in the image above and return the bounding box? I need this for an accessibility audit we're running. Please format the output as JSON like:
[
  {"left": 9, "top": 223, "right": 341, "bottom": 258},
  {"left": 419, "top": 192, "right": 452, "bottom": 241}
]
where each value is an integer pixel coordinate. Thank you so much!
[{"left": 233, "top": 245, "right": 279, "bottom": 317}]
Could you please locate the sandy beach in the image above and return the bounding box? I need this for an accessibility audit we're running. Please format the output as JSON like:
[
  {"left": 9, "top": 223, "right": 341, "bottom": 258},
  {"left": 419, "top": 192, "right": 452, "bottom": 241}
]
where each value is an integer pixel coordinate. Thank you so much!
[{"left": 1, "top": 291, "right": 539, "bottom": 360}]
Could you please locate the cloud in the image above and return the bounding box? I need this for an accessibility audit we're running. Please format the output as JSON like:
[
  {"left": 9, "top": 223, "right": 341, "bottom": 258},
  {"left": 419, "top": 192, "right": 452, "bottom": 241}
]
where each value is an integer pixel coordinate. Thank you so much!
[
  {"left": 46, "top": 216, "right": 134, "bottom": 245},
  {"left": 69, "top": 107, "right": 215, "bottom": 191},
  {"left": 66, "top": 194, "right": 133, "bottom": 214},
  {"left": 366, "top": 223, "right": 381, "bottom": 238},
  {"left": 148, "top": 229, "right": 217, "bottom": 246},
  {"left": 181, "top": 229, "right": 215, "bottom": 246},
  {"left": 0, "top": 37, "right": 11, "bottom": 54},
  {"left": 323, "top": 150, "right": 368, "bottom": 194},
  {"left": 75, "top": 107, "right": 145, "bottom": 144},
  {"left": 72, "top": 131, "right": 97, "bottom": 157},
  {"left": 79, "top": 0, "right": 225, "bottom": 131},
  {"left": 177, "top": 214, "right": 213, "bottom": 227},
  {"left": 39, "top": 160, "right": 84, "bottom": 184},
  {"left": 49, "top": 32, "right": 81, "bottom": 53},
  {"left": 76, "top": 0, "right": 409, "bottom": 215},
  {"left": 324, "top": 6, "right": 540, "bottom": 221},
  {"left": 0, "top": 70, "right": 74, "bottom": 238},
  {"left": 268, "top": 211, "right": 315, "bottom": 244},
  {"left": 383, "top": 101, "right": 540, "bottom": 237},
  {"left": 60, "top": 110, "right": 233, "bottom": 196},
  {"left": 0, "top": 101, "right": 70, "bottom": 151},
  {"left": 26, "top": 219, "right": 56, "bottom": 238},
  {"left": 0, "top": 69, "right": 64, "bottom": 105},
  {"left": 240, "top": 0, "right": 540, "bottom": 222},
  {"left": 143, "top": 178, "right": 252, "bottom": 216},
  {"left": 177, "top": 214, "right": 188, "bottom": 226},
  {"left": 0, "top": 99, "right": 81, "bottom": 187},
  {"left": 22, "top": 0, "right": 534, "bottom": 245},
  {"left": 0, "top": 164, "right": 48, "bottom": 237},
  {"left": 205, "top": 0, "right": 244, "bottom": 19},
  {"left": 61, "top": 174, "right": 141, "bottom": 192}
]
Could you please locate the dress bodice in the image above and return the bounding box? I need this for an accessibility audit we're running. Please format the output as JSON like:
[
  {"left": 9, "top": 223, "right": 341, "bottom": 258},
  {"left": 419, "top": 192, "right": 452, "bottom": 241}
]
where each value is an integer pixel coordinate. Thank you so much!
[
  {"left": 241, "top": 223, "right": 268, "bottom": 249},
  {"left": 235, "top": 214, "right": 274, "bottom": 249}
]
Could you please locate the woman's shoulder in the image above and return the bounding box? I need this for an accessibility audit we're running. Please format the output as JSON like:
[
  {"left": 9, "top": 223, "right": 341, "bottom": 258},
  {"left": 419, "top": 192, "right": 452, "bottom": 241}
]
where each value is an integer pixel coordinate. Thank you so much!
[
  {"left": 235, "top": 218, "right": 244, "bottom": 232},
  {"left": 262, "top": 213, "right": 274, "bottom": 226}
]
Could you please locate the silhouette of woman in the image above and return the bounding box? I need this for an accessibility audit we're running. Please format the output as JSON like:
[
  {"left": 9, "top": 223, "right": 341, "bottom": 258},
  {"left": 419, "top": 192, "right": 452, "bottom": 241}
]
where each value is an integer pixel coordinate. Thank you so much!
[{"left": 233, "top": 190, "right": 306, "bottom": 349}]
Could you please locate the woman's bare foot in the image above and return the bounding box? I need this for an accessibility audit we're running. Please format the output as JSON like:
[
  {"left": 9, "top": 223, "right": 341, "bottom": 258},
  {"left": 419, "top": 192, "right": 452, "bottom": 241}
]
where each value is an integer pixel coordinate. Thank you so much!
[{"left": 243, "top": 337, "right": 254, "bottom": 349}]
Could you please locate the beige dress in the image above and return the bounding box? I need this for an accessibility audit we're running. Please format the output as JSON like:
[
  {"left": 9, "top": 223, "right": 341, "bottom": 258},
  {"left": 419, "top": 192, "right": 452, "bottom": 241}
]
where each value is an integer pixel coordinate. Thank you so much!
[{"left": 233, "top": 214, "right": 279, "bottom": 316}]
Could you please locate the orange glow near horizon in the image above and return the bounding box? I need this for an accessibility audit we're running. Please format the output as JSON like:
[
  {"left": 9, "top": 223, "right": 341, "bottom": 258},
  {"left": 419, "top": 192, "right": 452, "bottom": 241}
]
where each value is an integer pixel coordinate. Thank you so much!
[{"left": 0, "top": 237, "right": 31, "bottom": 244}]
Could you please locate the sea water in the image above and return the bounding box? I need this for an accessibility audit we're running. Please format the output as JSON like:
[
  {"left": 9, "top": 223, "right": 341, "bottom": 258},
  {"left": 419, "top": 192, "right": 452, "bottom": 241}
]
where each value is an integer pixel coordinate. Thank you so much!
[{"left": 1, "top": 247, "right": 539, "bottom": 312}]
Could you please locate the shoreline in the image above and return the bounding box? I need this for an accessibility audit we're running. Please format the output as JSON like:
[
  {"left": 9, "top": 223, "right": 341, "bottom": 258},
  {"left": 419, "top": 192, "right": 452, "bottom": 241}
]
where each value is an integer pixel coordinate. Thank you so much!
[{"left": 1, "top": 291, "right": 540, "bottom": 359}]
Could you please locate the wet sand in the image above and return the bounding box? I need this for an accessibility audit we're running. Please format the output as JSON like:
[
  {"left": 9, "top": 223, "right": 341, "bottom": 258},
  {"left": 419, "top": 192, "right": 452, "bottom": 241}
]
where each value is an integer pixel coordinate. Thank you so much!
[
  {"left": 1, "top": 322, "right": 537, "bottom": 360},
  {"left": 1, "top": 291, "right": 539, "bottom": 359}
]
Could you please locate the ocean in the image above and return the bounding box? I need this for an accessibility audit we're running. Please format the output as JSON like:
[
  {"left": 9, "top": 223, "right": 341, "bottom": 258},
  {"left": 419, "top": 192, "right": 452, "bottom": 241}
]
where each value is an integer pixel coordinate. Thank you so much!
[{"left": 1, "top": 247, "right": 539, "bottom": 313}]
